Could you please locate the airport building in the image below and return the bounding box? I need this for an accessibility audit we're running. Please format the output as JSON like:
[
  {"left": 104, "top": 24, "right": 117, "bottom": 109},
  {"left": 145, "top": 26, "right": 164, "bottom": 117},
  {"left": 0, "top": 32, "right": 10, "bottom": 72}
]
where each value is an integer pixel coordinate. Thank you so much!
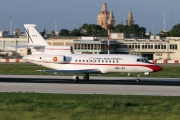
[
  {"left": 1, "top": 30, "right": 179, "bottom": 61},
  {"left": 71, "top": 35, "right": 180, "bottom": 61},
  {"left": 0, "top": 31, "right": 28, "bottom": 58}
]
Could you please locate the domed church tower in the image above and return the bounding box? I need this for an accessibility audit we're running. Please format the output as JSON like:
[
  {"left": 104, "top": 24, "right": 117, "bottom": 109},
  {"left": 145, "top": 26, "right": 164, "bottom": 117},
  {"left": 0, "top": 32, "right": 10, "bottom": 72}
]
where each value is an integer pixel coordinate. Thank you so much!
[{"left": 97, "top": 3, "right": 109, "bottom": 29}]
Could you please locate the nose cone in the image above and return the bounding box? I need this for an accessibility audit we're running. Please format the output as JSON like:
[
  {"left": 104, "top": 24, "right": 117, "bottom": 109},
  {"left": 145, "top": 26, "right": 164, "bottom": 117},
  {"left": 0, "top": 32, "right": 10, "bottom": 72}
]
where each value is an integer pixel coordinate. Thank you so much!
[{"left": 152, "top": 65, "right": 163, "bottom": 72}]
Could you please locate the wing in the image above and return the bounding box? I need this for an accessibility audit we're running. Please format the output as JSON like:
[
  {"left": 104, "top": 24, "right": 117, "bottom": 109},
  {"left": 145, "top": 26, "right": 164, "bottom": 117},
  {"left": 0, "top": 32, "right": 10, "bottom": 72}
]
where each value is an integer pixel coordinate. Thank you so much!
[{"left": 37, "top": 69, "right": 101, "bottom": 74}]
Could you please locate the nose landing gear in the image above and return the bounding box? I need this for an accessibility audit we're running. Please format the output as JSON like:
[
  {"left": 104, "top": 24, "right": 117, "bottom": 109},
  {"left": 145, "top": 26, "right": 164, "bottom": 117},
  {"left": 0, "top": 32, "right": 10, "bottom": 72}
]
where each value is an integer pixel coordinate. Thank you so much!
[{"left": 136, "top": 73, "right": 140, "bottom": 82}]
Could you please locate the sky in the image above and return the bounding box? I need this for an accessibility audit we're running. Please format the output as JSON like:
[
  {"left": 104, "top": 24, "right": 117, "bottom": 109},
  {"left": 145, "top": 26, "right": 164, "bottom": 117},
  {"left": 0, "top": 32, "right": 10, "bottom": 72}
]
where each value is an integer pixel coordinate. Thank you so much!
[{"left": 0, "top": 0, "right": 180, "bottom": 34}]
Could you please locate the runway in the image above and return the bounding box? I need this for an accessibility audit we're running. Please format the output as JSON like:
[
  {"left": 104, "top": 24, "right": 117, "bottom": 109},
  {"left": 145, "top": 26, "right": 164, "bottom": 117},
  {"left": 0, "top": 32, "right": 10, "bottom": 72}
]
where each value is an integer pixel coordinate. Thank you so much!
[{"left": 0, "top": 75, "right": 180, "bottom": 96}]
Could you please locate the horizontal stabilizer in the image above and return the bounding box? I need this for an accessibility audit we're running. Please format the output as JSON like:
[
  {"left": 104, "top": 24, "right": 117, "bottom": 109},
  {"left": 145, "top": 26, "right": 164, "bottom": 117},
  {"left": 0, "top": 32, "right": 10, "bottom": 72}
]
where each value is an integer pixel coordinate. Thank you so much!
[
  {"left": 12, "top": 44, "right": 45, "bottom": 48},
  {"left": 37, "top": 69, "right": 101, "bottom": 74}
]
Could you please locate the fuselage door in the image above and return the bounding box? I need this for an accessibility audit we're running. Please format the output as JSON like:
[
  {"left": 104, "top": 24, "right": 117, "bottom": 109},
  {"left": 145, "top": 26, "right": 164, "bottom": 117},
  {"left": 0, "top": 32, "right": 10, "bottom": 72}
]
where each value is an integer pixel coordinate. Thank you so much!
[{"left": 89, "top": 57, "right": 94, "bottom": 65}]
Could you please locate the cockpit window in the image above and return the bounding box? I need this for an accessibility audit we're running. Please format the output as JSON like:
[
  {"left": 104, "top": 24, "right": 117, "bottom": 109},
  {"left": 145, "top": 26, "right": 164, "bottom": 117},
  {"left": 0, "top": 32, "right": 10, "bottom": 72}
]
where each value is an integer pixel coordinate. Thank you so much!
[
  {"left": 144, "top": 58, "right": 152, "bottom": 63},
  {"left": 137, "top": 58, "right": 152, "bottom": 64},
  {"left": 141, "top": 59, "right": 145, "bottom": 63},
  {"left": 137, "top": 59, "right": 141, "bottom": 62}
]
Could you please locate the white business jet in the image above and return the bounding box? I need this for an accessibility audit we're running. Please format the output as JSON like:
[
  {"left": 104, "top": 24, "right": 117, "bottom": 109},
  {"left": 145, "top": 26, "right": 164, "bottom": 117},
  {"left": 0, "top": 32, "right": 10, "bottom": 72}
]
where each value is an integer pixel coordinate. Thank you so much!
[{"left": 22, "top": 24, "right": 162, "bottom": 82}]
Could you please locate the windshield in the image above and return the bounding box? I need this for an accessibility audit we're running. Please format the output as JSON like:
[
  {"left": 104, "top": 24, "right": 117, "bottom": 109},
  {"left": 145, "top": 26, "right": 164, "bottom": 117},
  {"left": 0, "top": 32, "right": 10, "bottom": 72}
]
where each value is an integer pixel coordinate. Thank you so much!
[{"left": 136, "top": 58, "right": 152, "bottom": 64}]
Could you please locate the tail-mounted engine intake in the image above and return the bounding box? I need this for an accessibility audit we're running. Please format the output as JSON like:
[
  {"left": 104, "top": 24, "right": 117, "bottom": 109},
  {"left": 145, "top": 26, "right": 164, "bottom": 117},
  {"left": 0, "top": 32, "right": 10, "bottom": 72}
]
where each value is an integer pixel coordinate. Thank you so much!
[{"left": 41, "top": 55, "right": 66, "bottom": 63}]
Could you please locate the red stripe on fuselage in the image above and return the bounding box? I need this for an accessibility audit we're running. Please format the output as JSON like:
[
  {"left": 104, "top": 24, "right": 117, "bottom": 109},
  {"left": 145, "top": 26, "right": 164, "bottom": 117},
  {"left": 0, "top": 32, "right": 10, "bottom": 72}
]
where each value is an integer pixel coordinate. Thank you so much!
[
  {"left": 23, "top": 59, "right": 162, "bottom": 72},
  {"left": 69, "top": 63, "right": 162, "bottom": 72}
]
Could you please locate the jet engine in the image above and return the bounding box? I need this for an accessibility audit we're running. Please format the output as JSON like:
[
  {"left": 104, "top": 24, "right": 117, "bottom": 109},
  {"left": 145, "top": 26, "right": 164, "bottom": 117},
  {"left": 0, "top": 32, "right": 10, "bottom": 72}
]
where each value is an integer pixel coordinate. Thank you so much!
[{"left": 41, "top": 55, "right": 66, "bottom": 63}]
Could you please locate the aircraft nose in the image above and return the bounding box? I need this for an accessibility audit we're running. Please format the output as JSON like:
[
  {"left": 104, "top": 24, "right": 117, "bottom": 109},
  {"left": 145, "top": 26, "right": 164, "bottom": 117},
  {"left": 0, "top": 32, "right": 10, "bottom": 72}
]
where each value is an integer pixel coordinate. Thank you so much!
[{"left": 152, "top": 65, "right": 163, "bottom": 72}]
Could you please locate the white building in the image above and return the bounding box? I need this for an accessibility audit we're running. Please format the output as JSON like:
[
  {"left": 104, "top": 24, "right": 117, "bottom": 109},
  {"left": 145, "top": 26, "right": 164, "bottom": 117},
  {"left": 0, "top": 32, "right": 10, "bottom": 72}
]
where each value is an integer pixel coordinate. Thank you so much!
[
  {"left": 0, "top": 36, "right": 27, "bottom": 58},
  {"left": 0, "top": 34, "right": 180, "bottom": 61}
]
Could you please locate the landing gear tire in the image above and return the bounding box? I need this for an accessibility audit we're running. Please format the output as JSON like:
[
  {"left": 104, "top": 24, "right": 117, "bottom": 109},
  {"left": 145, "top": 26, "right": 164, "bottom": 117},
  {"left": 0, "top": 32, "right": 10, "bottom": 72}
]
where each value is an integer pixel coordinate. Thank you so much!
[
  {"left": 136, "top": 79, "right": 140, "bottom": 82},
  {"left": 73, "top": 76, "right": 79, "bottom": 81},
  {"left": 83, "top": 74, "right": 89, "bottom": 81}
]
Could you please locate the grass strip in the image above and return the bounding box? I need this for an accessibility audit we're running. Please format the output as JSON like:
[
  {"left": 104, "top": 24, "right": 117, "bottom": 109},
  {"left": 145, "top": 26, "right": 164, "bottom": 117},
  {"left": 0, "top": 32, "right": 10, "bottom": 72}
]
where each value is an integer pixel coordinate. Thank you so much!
[{"left": 0, "top": 93, "right": 179, "bottom": 120}]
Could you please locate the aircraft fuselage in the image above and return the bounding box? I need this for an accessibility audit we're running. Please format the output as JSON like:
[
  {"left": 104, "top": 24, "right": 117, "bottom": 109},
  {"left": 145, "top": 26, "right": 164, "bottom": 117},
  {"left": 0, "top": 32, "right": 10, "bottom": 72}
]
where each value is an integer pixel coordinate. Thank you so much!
[{"left": 23, "top": 54, "right": 162, "bottom": 74}]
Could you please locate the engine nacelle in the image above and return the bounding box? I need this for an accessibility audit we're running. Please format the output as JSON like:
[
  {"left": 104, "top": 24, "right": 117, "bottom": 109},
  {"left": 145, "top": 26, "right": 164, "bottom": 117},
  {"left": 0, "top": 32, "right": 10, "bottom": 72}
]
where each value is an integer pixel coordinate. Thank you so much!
[{"left": 41, "top": 55, "right": 66, "bottom": 63}]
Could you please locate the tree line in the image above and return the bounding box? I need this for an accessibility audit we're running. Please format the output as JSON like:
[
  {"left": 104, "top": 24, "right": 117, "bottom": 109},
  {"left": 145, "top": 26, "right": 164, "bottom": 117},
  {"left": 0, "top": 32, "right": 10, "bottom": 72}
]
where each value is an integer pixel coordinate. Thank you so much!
[
  {"left": 40, "top": 24, "right": 146, "bottom": 37},
  {"left": 40, "top": 23, "right": 180, "bottom": 37},
  {"left": 159, "top": 24, "right": 180, "bottom": 37}
]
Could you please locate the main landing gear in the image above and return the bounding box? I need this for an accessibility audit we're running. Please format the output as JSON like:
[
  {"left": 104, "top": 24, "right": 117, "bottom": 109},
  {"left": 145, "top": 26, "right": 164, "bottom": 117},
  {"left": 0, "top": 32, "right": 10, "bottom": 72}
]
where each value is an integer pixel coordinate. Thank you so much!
[
  {"left": 136, "top": 73, "right": 140, "bottom": 82},
  {"left": 73, "top": 75, "right": 79, "bottom": 81},
  {"left": 83, "top": 74, "right": 89, "bottom": 81},
  {"left": 73, "top": 74, "right": 89, "bottom": 81}
]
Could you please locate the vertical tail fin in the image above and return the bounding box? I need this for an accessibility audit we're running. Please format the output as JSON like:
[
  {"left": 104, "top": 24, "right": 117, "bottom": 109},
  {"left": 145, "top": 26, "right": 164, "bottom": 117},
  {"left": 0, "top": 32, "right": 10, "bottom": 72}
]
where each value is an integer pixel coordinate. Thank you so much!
[
  {"left": 24, "top": 24, "right": 72, "bottom": 55},
  {"left": 24, "top": 24, "right": 49, "bottom": 46}
]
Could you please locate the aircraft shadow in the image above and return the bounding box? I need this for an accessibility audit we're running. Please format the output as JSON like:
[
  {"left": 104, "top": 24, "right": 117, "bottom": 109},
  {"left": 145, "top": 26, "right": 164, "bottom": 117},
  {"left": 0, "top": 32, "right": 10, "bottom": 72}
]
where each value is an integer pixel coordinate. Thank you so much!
[{"left": 0, "top": 77, "right": 180, "bottom": 86}]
